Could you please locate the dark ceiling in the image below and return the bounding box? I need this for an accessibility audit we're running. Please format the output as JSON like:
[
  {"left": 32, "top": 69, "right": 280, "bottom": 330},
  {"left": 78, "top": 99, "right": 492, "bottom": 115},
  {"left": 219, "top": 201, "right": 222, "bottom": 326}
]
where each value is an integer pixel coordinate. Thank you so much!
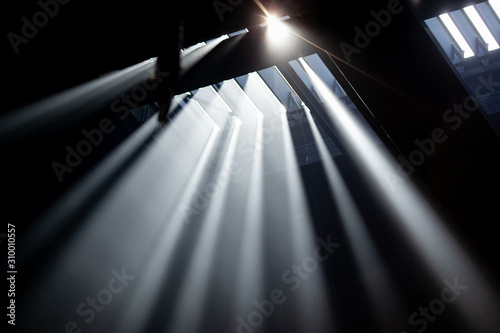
[{"left": 4, "top": 0, "right": 483, "bottom": 113}]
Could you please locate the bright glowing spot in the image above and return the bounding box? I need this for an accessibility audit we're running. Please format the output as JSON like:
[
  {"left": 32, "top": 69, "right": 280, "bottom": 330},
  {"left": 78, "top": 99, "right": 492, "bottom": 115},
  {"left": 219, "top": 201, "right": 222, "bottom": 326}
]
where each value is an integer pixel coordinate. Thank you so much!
[
  {"left": 439, "top": 13, "right": 475, "bottom": 58},
  {"left": 490, "top": 0, "right": 500, "bottom": 20},
  {"left": 464, "top": 5, "right": 500, "bottom": 51},
  {"left": 266, "top": 16, "right": 288, "bottom": 42}
]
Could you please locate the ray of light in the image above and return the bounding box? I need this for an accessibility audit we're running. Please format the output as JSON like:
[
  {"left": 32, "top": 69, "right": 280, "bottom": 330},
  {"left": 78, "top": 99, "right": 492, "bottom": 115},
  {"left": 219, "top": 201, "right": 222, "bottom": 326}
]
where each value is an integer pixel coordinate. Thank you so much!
[{"left": 298, "top": 57, "right": 500, "bottom": 330}]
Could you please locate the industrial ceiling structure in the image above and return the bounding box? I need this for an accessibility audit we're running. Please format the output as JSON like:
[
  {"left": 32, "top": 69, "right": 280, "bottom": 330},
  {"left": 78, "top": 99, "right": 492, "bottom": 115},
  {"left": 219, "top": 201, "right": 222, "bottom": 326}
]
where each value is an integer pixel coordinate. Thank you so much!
[{"left": 3, "top": 1, "right": 500, "bottom": 332}]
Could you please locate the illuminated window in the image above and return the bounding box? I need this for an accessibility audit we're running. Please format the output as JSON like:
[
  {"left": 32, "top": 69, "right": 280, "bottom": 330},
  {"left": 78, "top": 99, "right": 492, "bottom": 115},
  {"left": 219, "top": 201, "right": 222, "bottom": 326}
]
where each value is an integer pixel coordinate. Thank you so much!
[
  {"left": 439, "top": 13, "right": 475, "bottom": 58},
  {"left": 464, "top": 5, "right": 499, "bottom": 51}
]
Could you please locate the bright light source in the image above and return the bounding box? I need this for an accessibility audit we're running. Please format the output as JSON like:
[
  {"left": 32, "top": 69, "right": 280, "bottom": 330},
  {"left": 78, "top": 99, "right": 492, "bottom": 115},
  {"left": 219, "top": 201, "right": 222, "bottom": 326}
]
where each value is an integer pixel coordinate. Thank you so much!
[
  {"left": 490, "top": 0, "right": 500, "bottom": 20},
  {"left": 266, "top": 15, "right": 288, "bottom": 42},
  {"left": 464, "top": 5, "right": 500, "bottom": 51},
  {"left": 439, "top": 13, "right": 475, "bottom": 58}
]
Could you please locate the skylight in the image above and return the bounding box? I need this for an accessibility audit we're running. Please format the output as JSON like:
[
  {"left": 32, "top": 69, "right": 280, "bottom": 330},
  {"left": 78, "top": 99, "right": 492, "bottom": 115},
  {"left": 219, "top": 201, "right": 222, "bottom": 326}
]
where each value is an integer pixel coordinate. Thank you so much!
[
  {"left": 439, "top": 13, "right": 475, "bottom": 58},
  {"left": 489, "top": 0, "right": 500, "bottom": 20},
  {"left": 464, "top": 5, "right": 500, "bottom": 51}
]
